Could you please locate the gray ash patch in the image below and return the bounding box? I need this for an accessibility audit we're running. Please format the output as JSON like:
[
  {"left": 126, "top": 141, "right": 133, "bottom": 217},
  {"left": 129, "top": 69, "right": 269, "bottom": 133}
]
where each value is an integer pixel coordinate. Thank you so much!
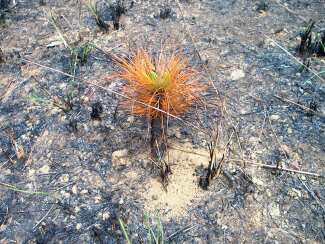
[{"left": 0, "top": 0, "right": 324, "bottom": 243}]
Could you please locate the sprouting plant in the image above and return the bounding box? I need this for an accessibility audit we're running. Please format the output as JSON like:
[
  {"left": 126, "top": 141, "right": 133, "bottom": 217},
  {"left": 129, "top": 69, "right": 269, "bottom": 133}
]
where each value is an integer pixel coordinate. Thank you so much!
[
  {"left": 297, "top": 20, "right": 325, "bottom": 57},
  {"left": 113, "top": 49, "right": 205, "bottom": 184},
  {"left": 315, "top": 32, "right": 325, "bottom": 56},
  {"left": 78, "top": 42, "right": 94, "bottom": 64},
  {"left": 118, "top": 213, "right": 164, "bottom": 244},
  {"left": 144, "top": 213, "right": 164, "bottom": 244},
  {"left": 29, "top": 87, "right": 72, "bottom": 113},
  {"left": 47, "top": 12, "right": 94, "bottom": 113},
  {"left": 118, "top": 218, "right": 132, "bottom": 244},
  {"left": 69, "top": 42, "right": 94, "bottom": 72},
  {"left": 298, "top": 20, "right": 315, "bottom": 54}
]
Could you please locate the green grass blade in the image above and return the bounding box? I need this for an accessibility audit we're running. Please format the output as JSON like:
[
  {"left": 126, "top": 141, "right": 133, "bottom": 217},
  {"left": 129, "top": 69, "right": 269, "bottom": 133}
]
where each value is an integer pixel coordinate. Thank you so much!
[
  {"left": 0, "top": 182, "right": 48, "bottom": 196},
  {"left": 118, "top": 218, "right": 132, "bottom": 244}
]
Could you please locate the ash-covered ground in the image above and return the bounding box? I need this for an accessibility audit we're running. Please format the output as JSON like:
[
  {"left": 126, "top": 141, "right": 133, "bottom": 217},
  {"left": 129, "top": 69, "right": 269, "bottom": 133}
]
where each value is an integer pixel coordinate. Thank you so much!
[{"left": 0, "top": 0, "right": 324, "bottom": 243}]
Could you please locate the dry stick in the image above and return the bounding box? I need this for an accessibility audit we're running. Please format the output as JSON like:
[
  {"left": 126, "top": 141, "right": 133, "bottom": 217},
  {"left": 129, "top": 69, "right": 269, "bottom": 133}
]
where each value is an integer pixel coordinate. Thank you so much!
[
  {"left": 264, "top": 35, "right": 325, "bottom": 84},
  {"left": 32, "top": 205, "right": 55, "bottom": 231},
  {"left": 204, "top": 125, "right": 236, "bottom": 188},
  {"left": 266, "top": 111, "right": 289, "bottom": 162},
  {"left": 53, "top": 181, "right": 77, "bottom": 192},
  {"left": 0, "top": 79, "right": 14, "bottom": 102},
  {"left": 0, "top": 160, "right": 10, "bottom": 170},
  {"left": 167, "top": 224, "right": 198, "bottom": 240},
  {"left": 273, "top": 94, "right": 325, "bottom": 119},
  {"left": 298, "top": 177, "right": 325, "bottom": 211},
  {"left": 168, "top": 147, "right": 323, "bottom": 178},
  {"left": 21, "top": 58, "right": 204, "bottom": 134},
  {"left": 0, "top": 207, "right": 8, "bottom": 228},
  {"left": 228, "top": 159, "right": 324, "bottom": 178}
]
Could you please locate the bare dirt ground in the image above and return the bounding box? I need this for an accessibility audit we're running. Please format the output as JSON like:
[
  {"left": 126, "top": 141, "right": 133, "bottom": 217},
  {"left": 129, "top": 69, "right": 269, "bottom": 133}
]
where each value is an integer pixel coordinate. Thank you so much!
[{"left": 0, "top": 0, "right": 325, "bottom": 243}]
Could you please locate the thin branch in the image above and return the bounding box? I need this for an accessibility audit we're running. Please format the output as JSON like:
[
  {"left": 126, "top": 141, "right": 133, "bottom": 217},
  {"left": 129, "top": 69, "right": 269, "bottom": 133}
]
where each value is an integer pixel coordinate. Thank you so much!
[
  {"left": 273, "top": 94, "right": 325, "bottom": 119},
  {"left": 167, "top": 224, "right": 198, "bottom": 240},
  {"left": 298, "top": 177, "right": 325, "bottom": 211},
  {"left": 228, "top": 159, "right": 324, "bottom": 178},
  {"left": 33, "top": 205, "right": 55, "bottom": 231}
]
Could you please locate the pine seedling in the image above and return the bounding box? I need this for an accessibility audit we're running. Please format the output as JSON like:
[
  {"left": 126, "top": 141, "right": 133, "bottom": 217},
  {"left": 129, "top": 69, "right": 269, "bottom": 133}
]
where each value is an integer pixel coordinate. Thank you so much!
[{"left": 114, "top": 49, "right": 205, "bottom": 182}]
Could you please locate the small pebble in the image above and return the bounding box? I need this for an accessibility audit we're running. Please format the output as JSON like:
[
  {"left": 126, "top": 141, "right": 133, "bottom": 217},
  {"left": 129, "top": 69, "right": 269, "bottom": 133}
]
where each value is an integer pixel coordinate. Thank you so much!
[
  {"left": 230, "top": 69, "right": 245, "bottom": 80},
  {"left": 76, "top": 223, "right": 82, "bottom": 230},
  {"left": 119, "top": 198, "right": 124, "bottom": 205},
  {"left": 270, "top": 114, "right": 280, "bottom": 121},
  {"left": 71, "top": 185, "right": 78, "bottom": 194},
  {"left": 39, "top": 165, "right": 50, "bottom": 174},
  {"left": 60, "top": 174, "right": 69, "bottom": 183},
  {"left": 152, "top": 194, "right": 158, "bottom": 200}
]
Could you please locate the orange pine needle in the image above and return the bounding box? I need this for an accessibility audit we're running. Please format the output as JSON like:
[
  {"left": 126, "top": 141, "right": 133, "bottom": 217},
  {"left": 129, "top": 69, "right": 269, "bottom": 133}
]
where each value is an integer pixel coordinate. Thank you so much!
[{"left": 114, "top": 49, "right": 205, "bottom": 118}]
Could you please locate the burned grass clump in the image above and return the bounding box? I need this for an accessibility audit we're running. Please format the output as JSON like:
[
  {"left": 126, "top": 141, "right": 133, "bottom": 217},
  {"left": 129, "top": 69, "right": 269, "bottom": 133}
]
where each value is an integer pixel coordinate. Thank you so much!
[
  {"left": 86, "top": 0, "right": 110, "bottom": 32},
  {"left": 158, "top": 7, "right": 173, "bottom": 20},
  {"left": 316, "top": 31, "right": 325, "bottom": 56},
  {"left": 199, "top": 134, "right": 223, "bottom": 190},
  {"left": 306, "top": 100, "right": 319, "bottom": 117},
  {"left": 109, "top": 0, "right": 127, "bottom": 30},
  {"left": 0, "top": 0, "right": 9, "bottom": 9},
  {"left": 256, "top": 0, "right": 269, "bottom": 13},
  {"left": 297, "top": 20, "right": 325, "bottom": 57},
  {"left": 114, "top": 49, "right": 205, "bottom": 185},
  {"left": 86, "top": 0, "right": 127, "bottom": 32},
  {"left": 298, "top": 20, "right": 314, "bottom": 55},
  {"left": 0, "top": 47, "right": 4, "bottom": 63},
  {"left": 91, "top": 101, "right": 103, "bottom": 120}
]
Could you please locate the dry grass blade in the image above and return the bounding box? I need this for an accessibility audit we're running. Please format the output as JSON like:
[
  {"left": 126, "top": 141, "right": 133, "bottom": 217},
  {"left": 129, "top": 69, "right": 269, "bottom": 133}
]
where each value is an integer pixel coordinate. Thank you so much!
[{"left": 0, "top": 182, "right": 49, "bottom": 196}]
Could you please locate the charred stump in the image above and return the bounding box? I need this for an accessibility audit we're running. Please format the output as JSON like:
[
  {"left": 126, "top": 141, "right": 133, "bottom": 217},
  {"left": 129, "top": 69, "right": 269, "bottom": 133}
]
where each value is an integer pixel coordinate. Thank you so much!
[
  {"left": 150, "top": 115, "right": 167, "bottom": 159},
  {"left": 150, "top": 95, "right": 171, "bottom": 187},
  {"left": 0, "top": 0, "right": 9, "bottom": 9}
]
